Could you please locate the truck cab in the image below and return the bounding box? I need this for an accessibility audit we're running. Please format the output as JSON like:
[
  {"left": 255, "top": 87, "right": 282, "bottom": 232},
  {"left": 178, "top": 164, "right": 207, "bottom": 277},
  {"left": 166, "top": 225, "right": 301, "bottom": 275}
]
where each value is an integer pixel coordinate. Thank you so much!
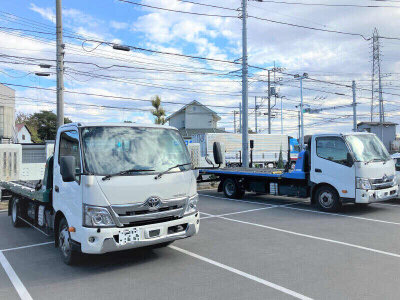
[
  {"left": 6, "top": 123, "right": 200, "bottom": 264},
  {"left": 304, "top": 132, "right": 398, "bottom": 211}
]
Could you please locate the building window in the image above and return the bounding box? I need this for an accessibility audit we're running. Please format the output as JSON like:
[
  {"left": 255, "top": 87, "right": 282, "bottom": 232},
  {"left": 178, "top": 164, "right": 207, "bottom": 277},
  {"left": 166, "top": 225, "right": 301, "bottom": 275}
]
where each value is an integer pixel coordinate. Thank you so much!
[{"left": 22, "top": 134, "right": 25, "bottom": 140}]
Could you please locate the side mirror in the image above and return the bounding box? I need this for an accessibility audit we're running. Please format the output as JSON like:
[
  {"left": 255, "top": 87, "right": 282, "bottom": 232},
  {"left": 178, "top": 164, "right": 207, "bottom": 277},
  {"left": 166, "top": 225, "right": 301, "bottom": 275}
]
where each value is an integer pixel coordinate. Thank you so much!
[
  {"left": 60, "top": 156, "right": 76, "bottom": 182},
  {"left": 396, "top": 166, "right": 400, "bottom": 172},
  {"left": 346, "top": 153, "right": 354, "bottom": 167},
  {"left": 213, "top": 142, "right": 223, "bottom": 166},
  {"left": 35, "top": 180, "right": 42, "bottom": 191}
]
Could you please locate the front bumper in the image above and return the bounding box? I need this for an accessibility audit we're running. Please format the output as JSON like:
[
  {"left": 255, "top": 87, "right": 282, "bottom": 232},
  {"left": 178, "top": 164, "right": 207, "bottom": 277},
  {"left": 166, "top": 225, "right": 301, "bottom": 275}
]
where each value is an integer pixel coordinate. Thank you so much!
[
  {"left": 78, "top": 212, "right": 200, "bottom": 254},
  {"left": 356, "top": 185, "right": 398, "bottom": 203}
]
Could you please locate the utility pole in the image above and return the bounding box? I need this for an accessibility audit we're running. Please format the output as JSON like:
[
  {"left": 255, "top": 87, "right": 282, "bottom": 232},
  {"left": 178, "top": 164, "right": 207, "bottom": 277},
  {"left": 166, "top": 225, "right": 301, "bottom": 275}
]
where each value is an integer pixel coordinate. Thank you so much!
[
  {"left": 298, "top": 110, "right": 300, "bottom": 141},
  {"left": 294, "top": 73, "right": 308, "bottom": 149},
  {"left": 254, "top": 96, "right": 258, "bottom": 133},
  {"left": 280, "top": 96, "right": 285, "bottom": 134},
  {"left": 239, "top": 103, "right": 242, "bottom": 133},
  {"left": 56, "top": 0, "right": 64, "bottom": 129},
  {"left": 241, "top": 0, "right": 249, "bottom": 167},
  {"left": 371, "top": 28, "right": 384, "bottom": 129},
  {"left": 268, "top": 70, "right": 271, "bottom": 134},
  {"left": 352, "top": 80, "right": 357, "bottom": 132},
  {"left": 233, "top": 111, "right": 237, "bottom": 133}
]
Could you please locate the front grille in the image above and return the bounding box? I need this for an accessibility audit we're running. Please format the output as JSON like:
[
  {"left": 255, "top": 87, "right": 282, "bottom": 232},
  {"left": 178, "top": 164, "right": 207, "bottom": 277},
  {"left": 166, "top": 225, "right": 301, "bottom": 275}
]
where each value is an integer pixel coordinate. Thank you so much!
[
  {"left": 110, "top": 197, "right": 187, "bottom": 226},
  {"left": 371, "top": 175, "right": 395, "bottom": 190},
  {"left": 123, "top": 216, "right": 180, "bottom": 227}
]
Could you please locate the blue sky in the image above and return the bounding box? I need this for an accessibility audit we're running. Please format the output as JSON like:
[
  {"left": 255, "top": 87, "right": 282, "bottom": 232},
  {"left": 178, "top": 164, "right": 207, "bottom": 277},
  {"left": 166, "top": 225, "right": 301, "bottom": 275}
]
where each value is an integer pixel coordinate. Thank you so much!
[{"left": 0, "top": 1, "right": 399, "bottom": 137}]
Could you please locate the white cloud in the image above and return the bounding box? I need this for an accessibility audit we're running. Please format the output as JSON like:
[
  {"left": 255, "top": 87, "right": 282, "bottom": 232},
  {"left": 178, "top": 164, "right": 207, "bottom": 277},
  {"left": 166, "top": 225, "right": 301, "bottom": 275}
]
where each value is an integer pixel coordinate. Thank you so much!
[{"left": 110, "top": 21, "right": 129, "bottom": 30}]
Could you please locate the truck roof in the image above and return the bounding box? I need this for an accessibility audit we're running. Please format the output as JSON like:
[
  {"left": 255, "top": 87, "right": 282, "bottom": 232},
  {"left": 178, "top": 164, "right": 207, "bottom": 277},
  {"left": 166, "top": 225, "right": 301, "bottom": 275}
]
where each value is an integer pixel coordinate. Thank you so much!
[
  {"left": 312, "top": 132, "right": 374, "bottom": 137},
  {"left": 59, "top": 122, "right": 178, "bottom": 131}
]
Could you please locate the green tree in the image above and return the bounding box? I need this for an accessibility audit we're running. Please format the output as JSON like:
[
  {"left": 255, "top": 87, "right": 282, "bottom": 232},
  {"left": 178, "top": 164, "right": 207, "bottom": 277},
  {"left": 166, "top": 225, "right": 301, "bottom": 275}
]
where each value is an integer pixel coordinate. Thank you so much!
[
  {"left": 151, "top": 95, "right": 166, "bottom": 125},
  {"left": 277, "top": 146, "right": 284, "bottom": 169},
  {"left": 16, "top": 112, "right": 40, "bottom": 143},
  {"left": 23, "top": 111, "right": 72, "bottom": 142}
]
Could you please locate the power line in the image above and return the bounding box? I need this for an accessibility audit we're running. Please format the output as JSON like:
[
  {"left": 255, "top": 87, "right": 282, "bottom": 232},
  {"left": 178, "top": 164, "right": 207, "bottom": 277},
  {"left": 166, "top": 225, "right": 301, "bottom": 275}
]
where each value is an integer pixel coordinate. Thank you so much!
[{"left": 252, "top": 0, "right": 400, "bottom": 8}]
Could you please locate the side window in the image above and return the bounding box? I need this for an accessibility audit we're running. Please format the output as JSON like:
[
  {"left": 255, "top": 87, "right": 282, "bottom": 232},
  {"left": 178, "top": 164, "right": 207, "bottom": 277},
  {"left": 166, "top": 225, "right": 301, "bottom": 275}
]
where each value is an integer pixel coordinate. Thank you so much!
[
  {"left": 316, "top": 137, "right": 350, "bottom": 166},
  {"left": 59, "top": 130, "right": 81, "bottom": 181}
]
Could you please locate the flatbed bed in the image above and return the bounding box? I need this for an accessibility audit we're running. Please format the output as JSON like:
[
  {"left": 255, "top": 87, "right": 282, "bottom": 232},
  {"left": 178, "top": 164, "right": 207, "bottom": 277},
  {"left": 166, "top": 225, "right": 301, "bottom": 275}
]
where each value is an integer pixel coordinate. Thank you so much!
[{"left": 200, "top": 167, "right": 306, "bottom": 180}]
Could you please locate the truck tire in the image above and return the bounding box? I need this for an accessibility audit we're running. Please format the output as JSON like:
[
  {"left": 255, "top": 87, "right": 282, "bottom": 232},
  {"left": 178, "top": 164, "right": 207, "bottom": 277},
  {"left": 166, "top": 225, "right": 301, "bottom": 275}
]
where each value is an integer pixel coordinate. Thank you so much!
[
  {"left": 315, "top": 185, "right": 341, "bottom": 212},
  {"left": 223, "top": 178, "right": 245, "bottom": 199},
  {"left": 11, "top": 198, "right": 23, "bottom": 227},
  {"left": 58, "top": 218, "right": 81, "bottom": 265}
]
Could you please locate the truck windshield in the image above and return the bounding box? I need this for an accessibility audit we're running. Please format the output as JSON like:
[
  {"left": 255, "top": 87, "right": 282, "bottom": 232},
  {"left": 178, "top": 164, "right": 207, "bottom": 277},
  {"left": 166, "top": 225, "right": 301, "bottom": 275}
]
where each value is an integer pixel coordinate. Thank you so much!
[
  {"left": 81, "top": 126, "right": 191, "bottom": 175},
  {"left": 345, "top": 134, "right": 390, "bottom": 162}
]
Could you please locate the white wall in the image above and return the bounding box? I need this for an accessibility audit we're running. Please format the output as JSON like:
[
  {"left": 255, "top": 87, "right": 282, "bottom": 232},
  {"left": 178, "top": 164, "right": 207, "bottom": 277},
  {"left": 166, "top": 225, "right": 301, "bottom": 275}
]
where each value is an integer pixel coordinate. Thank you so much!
[
  {"left": 17, "top": 126, "right": 32, "bottom": 143},
  {"left": 0, "top": 84, "right": 15, "bottom": 139},
  {"left": 185, "top": 104, "right": 214, "bottom": 129},
  {"left": 168, "top": 111, "right": 185, "bottom": 129},
  {"left": 0, "top": 144, "right": 21, "bottom": 181}
]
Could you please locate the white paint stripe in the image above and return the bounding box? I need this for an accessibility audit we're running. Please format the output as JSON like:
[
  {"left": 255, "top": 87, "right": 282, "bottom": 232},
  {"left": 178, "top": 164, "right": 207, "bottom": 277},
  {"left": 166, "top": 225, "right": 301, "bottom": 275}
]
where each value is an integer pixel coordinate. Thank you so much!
[
  {"left": 218, "top": 216, "right": 400, "bottom": 259},
  {"left": 201, "top": 207, "right": 274, "bottom": 219},
  {"left": 0, "top": 251, "right": 33, "bottom": 300},
  {"left": 197, "top": 188, "right": 218, "bottom": 191},
  {"left": 201, "top": 202, "right": 300, "bottom": 220},
  {"left": 281, "top": 205, "right": 400, "bottom": 226},
  {"left": 170, "top": 245, "right": 313, "bottom": 300},
  {"left": 200, "top": 194, "right": 272, "bottom": 206},
  {"left": 1, "top": 242, "right": 53, "bottom": 252},
  {"left": 0, "top": 209, "right": 8, "bottom": 213}
]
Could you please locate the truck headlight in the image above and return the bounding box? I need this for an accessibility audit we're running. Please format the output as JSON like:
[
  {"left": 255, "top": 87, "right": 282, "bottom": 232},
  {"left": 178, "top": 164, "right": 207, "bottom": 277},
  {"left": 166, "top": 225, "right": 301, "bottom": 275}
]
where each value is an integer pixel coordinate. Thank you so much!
[
  {"left": 356, "top": 178, "right": 372, "bottom": 190},
  {"left": 185, "top": 194, "right": 199, "bottom": 215},
  {"left": 83, "top": 205, "right": 115, "bottom": 227}
]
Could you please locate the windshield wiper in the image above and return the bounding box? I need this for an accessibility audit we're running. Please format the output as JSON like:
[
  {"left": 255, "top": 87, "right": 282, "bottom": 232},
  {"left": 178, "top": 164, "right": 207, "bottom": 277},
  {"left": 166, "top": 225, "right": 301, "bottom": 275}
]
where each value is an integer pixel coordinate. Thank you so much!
[
  {"left": 365, "top": 158, "right": 384, "bottom": 164},
  {"left": 154, "top": 163, "right": 192, "bottom": 180},
  {"left": 102, "top": 168, "right": 155, "bottom": 181}
]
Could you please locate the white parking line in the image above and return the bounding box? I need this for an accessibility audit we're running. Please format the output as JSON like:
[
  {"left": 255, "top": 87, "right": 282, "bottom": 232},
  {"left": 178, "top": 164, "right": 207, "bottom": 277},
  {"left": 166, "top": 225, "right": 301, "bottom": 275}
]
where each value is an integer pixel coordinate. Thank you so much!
[
  {"left": 1, "top": 242, "right": 53, "bottom": 252},
  {"left": 217, "top": 216, "right": 400, "bottom": 259},
  {"left": 170, "top": 245, "right": 313, "bottom": 300},
  {"left": 0, "top": 251, "right": 33, "bottom": 300},
  {"left": 280, "top": 205, "right": 400, "bottom": 226},
  {"left": 0, "top": 209, "right": 8, "bottom": 213},
  {"left": 201, "top": 202, "right": 300, "bottom": 220},
  {"left": 200, "top": 194, "right": 272, "bottom": 206}
]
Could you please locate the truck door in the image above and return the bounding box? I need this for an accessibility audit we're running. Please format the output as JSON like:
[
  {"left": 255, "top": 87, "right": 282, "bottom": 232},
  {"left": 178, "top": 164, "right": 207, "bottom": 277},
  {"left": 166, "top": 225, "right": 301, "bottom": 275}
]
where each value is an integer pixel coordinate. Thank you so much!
[
  {"left": 53, "top": 130, "right": 83, "bottom": 229},
  {"left": 311, "top": 136, "right": 355, "bottom": 199}
]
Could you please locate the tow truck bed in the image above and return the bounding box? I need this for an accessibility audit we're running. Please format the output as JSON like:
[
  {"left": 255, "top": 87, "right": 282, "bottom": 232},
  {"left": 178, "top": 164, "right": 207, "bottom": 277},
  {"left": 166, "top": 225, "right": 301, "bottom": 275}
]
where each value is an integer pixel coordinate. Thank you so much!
[
  {"left": 200, "top": 167, "right": 306, "bottom": 180},
  {"left": 0, "top": 180, "right": 44, "bottom": 202}
]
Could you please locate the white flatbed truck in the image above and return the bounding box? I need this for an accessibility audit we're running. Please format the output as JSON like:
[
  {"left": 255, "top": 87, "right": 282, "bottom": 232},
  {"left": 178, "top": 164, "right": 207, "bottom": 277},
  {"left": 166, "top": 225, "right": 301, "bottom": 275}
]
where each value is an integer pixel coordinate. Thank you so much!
[
  {"left": 200, "top": 132, "right": 398, "bottom": 212},
  {"left": 1, "top": 123, "right": 200, "bottom": 264}
]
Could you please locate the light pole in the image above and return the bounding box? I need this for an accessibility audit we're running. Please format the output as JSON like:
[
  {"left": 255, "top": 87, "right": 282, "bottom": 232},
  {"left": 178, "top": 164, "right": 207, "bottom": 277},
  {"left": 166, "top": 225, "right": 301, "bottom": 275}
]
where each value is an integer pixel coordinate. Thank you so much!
[
  {"left": 280, "top": 96, "right": 286, "bottom": 134},
  {"left": 294, "top": 73, "right": 308, "bottom": 149}
]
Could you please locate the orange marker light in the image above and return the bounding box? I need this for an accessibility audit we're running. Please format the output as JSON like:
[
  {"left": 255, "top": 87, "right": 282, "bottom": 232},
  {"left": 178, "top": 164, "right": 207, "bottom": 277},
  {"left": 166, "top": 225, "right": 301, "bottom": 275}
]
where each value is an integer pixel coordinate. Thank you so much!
[
  {"left": 342, "top": 190, "right": 348, "bottom": 194},
  {"left": 68, "top": 227, "right": 76, "bottom": 233}
]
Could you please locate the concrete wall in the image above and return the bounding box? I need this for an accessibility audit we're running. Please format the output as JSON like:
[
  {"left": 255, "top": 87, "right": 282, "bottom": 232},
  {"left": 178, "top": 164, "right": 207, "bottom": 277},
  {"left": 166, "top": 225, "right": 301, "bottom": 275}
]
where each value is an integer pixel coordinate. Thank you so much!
[
  {"left": 17, "top": 126, "right": 32, "bottom": 143},
  {"left": 358, "top": 124, "right": 396, "bottom": 150},
  {"left": 0, "top": 84, "right": 15, "bottom": 140},
  {"left": 0, "top": 144, "right": 21, "bottom": 181}
]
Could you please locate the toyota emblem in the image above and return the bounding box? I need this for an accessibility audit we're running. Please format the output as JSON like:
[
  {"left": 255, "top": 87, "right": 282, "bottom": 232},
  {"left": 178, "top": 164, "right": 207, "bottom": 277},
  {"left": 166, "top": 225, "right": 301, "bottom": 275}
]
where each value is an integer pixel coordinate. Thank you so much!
[{"left": 146, "top": 196, "right": 161, "bottom": 211}]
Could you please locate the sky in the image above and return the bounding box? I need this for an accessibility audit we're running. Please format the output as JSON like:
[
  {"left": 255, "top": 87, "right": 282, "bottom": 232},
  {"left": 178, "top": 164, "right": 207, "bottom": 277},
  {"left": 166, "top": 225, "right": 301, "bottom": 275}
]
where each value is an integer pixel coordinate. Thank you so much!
[{"left": 1, "top": 0, "right": 400, "bottom": 138}]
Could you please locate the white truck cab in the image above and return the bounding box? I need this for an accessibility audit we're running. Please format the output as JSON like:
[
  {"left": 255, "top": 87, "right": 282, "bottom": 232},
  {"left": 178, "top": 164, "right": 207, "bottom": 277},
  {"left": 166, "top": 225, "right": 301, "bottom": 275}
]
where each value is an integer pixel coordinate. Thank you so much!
[
  {"left": 310, "top": 132, "right": 398, "bottom": 210},
  {"left": 27, "top": 122, "right": 199, "bottom": 264}
]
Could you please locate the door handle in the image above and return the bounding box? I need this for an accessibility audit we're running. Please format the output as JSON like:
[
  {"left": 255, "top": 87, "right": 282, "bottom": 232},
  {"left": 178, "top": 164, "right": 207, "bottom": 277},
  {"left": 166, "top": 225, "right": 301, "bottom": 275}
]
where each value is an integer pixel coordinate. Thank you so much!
[
  {"left": 315, "top": 168, "right": 322, "bottom": 173},
  {"left": 55, "top": 185, "right": 59, "bottom": 192}
]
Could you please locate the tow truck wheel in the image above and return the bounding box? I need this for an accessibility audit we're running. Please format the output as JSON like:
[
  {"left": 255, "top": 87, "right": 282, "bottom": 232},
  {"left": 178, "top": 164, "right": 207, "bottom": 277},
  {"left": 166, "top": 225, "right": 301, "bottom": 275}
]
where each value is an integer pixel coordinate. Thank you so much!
[
  {"left": 315, "top": 185, "right": 341, "bottom": 212},
  {"left": 223, "top": 178, "right": 245, "bottom": 199},
  {"left": 11, "top": 198, "right": 23, "bottom": 227},
  {"left": 58, "top": 218, "right": 80, "bottom": 265}
]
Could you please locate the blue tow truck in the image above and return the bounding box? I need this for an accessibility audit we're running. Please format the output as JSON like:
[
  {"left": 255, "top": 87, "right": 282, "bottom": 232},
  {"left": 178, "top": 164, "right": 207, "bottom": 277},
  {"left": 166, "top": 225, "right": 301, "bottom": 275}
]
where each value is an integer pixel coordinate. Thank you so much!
[{"left": 199, "top": 133, "right": 398, "bottom": 212}]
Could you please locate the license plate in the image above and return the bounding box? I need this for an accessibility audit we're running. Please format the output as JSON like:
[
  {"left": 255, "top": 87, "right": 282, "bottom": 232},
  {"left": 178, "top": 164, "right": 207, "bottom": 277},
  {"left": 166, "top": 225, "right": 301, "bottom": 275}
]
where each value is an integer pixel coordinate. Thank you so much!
[{"left": 118, "top": 228, "right": 140, "bottom": 245}]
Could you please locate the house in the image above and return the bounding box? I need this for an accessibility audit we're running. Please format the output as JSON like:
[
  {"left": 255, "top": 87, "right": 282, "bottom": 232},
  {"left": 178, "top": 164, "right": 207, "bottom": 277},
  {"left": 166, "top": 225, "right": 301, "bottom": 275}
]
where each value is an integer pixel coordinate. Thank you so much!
[
  {"left": 0, "top": 83, "right": 15, "bottom": 143},
  {"left": 357, "top": 121, "right": 397, "bottom": 151},
  {"left": 165, "top": 100, "right": 225, "bottom": 143},
  {"left": 15, "top": 124, "right": 32, "bottom": 143}
]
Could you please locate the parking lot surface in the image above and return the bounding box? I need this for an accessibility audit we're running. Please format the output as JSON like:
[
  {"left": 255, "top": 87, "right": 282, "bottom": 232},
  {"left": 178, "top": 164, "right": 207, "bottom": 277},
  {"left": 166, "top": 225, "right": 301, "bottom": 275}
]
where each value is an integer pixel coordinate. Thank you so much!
[{"left": 2, "top": 190, "right": 400, "bottom": 299}]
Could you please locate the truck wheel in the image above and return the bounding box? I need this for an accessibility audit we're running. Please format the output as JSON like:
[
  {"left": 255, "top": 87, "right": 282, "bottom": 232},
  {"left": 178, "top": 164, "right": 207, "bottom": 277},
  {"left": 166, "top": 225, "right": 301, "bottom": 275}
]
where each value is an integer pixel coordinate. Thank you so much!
[
  {"left": 11, "top": 198, "right": 23, "bottom": 227},
  {"left": 58, "top": 218, "right": 80, "bottom": 265},
  {"left": 315, "top": 186, "right": 341, "bottom": 212},
  {"left": 223, "top": 178, "right": 244, "bottom": 199}
]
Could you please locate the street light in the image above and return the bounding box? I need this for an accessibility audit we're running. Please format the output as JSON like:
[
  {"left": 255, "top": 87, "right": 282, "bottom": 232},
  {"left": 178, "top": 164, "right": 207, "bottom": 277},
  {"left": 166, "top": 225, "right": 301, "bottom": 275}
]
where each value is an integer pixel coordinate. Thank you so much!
[
  {"left": 294, "top": 73, "right": 308, "bottom": 149},
  {"left": 113, "top": 44, "right": 131, "bottom": 51},
  {"left": 35, "top": 72, "right": 50, "bottom": 77}
]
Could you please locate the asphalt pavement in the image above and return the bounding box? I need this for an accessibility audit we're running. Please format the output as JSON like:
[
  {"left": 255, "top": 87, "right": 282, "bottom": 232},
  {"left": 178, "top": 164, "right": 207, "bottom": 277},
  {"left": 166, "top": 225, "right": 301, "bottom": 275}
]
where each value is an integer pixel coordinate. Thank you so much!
[{"left": 2, "top": 190, "right": 400, "bottom": 300}]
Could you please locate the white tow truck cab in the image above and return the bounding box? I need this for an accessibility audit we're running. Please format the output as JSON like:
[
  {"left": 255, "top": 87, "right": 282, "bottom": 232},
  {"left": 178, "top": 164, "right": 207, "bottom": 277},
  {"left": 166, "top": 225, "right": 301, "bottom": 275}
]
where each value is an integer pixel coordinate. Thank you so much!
[
  {"left": 3, "top": 123, "right": 200, "bottom": 264},
  {"left": 200, "top": 132, "right": 398, "bottom": 212}
]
